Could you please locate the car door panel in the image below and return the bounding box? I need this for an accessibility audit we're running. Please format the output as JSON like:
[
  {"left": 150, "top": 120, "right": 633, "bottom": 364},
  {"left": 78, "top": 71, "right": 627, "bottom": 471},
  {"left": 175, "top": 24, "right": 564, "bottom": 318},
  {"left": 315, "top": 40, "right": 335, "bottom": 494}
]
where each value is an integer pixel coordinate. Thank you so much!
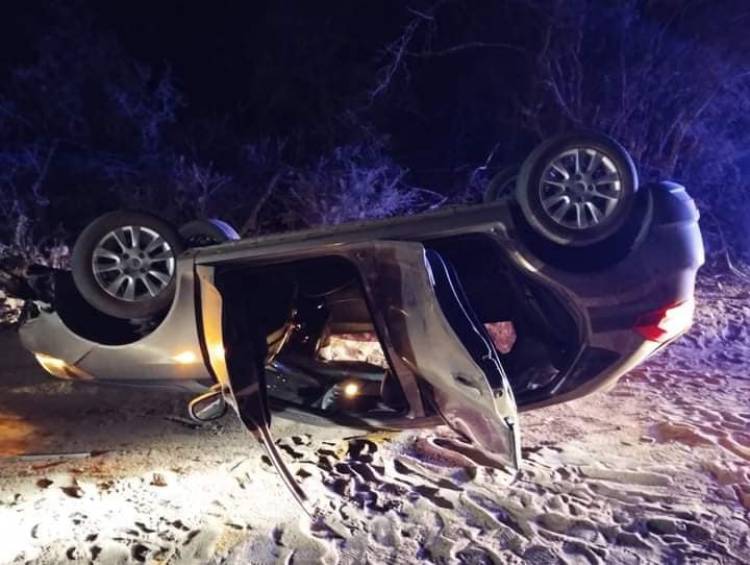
[{"left": 196, "top": 241, "right": 520, "bottom": 511}]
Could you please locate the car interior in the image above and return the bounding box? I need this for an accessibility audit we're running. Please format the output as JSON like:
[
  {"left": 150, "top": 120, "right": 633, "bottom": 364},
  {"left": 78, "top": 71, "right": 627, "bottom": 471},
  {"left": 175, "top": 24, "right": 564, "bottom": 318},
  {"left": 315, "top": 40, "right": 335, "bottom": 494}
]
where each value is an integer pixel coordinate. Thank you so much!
[{"left": 210, "top": 234, "right": 581, "bottom": 421}]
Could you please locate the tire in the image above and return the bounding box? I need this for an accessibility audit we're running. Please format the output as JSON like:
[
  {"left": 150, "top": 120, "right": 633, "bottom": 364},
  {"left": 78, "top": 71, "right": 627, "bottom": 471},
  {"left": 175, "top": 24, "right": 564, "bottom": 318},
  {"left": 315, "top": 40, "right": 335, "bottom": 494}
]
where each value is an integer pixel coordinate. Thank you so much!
[
  {"left": 516, "top": 131, "right": 638, "bottom": 247},
  {"left": 179, "top": 218, "right": 240, "bottom": 247},
  {"left": 71, "top": 211, "right": 185, "bottom": 319},
  {"left": 483, "top": 166, "right": 519, "bottom": 203}
]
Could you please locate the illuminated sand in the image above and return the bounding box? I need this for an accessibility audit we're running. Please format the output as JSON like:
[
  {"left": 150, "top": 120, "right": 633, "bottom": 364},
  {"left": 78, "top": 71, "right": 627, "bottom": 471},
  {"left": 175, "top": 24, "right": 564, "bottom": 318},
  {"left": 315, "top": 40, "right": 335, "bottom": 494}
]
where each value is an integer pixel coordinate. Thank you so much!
[{"left": 0, "top": 278, "right": 748, "bottom": 563}]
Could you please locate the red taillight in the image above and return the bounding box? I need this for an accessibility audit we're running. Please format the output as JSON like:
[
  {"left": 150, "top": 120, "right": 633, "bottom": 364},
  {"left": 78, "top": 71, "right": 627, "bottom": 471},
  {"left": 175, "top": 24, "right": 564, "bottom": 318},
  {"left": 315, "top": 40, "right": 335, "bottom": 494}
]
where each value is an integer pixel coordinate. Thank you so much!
[{"left": 635, "top": 298, "right": 695, "bottom": 342}]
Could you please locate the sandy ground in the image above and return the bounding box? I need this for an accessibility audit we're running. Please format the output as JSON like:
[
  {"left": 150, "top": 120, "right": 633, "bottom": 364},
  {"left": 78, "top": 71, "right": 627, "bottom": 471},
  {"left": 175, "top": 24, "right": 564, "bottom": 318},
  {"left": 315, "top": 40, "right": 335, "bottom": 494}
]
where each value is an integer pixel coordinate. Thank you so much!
[{"left": 0, "top": 276, "right": 748, "bottom": 564}]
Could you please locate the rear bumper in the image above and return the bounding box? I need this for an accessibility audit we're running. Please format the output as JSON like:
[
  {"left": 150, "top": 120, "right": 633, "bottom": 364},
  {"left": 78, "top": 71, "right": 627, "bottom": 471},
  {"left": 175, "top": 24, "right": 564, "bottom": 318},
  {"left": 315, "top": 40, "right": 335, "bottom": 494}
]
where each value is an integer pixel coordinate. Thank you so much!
[{"left": 521, "top": 181, "right": 703, "bottom": 407}]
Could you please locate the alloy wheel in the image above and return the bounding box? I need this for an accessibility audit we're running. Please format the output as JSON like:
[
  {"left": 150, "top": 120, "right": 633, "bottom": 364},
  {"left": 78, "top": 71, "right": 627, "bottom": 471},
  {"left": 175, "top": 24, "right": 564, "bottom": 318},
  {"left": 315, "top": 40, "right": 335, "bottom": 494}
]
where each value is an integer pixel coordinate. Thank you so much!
[
  {"left": 92, "top": 225, "right": 176, "bottom": 302},
  {"left": 538, "top": 147, "right": 624, "bottom": 230}
]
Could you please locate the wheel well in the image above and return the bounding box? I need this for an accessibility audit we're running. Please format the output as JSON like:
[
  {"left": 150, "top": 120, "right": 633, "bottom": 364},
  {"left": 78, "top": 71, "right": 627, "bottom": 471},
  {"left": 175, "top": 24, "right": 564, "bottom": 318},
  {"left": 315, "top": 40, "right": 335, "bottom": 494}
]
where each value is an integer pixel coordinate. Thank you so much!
[{"left": 53, "top": 271, "right": 163, "bottom": 345}]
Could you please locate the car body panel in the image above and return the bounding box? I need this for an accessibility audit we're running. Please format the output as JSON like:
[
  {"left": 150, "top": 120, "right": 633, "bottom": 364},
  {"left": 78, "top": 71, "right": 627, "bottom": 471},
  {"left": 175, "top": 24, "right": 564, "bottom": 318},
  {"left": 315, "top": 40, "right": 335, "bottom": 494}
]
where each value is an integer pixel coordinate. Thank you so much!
[
  {"left": 19, "top": 257, "right": 211, "bottom": 391},
  {"left": 346, "top": 242, "right": 520, "bottom": 468}
]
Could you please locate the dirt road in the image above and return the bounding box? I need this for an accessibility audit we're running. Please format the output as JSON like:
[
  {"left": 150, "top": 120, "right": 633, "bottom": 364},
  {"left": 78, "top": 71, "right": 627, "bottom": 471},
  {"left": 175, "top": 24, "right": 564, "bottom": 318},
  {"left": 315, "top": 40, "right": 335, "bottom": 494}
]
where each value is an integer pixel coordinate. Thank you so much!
[{"left": 0, "top": 279, "right": 748, "bottom": 564}]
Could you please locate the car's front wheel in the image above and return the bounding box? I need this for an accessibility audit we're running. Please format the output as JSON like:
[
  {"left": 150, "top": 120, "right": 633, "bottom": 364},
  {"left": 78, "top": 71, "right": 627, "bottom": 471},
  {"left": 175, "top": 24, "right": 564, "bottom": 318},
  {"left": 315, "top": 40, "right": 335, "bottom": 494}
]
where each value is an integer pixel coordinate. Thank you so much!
[
  {"left": 71, "top": 211, "right": 184, "bottom": 319},
  {"left": 516, "top": 131, "right": 639, "bottom": 247}
]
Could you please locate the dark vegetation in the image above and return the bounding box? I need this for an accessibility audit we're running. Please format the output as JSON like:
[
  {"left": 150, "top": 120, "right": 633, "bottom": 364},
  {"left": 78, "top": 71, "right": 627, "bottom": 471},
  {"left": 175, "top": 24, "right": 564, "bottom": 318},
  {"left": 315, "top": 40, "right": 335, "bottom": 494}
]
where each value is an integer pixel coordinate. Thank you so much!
[{"left": 0, "top": 0, "right": 748, "bottom": 308}]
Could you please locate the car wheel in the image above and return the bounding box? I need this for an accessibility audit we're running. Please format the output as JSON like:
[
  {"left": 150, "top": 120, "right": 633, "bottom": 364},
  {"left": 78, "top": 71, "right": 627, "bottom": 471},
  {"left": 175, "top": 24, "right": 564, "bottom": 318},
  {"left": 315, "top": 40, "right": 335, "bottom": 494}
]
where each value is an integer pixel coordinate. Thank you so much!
[
  {"left": 483, "top": 166, "right": 519, "bottom": 203},
  {"left": 71, "top": 211, "right": 185, "bottom": 319},
  {"left": 516, "top": 131, "right": 638, "bottom": 246},
  {"left": 179, "top": 218, "right": 240, "bottom": 247}
]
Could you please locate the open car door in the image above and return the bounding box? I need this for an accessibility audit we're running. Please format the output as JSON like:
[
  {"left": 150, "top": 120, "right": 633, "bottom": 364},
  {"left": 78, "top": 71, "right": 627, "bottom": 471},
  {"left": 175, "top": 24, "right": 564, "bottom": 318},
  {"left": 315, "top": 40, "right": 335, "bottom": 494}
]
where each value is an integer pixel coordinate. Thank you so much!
[
  {"left": 196, "top": 240, "right": 520, "bottom": 511},
  {"left": 348, "top": 242, "right": 521, "bottom": 470},
  {"left": 197, "top": 267, "right": 311, "bottom": 512}
]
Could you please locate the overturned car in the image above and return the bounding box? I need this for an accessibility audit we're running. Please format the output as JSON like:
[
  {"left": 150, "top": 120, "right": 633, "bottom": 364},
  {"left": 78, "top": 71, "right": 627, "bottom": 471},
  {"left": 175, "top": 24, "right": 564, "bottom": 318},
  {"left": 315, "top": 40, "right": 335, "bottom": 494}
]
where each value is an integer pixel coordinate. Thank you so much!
[{"left": 16, "top": 131, "right": 704, "bottom": 510}]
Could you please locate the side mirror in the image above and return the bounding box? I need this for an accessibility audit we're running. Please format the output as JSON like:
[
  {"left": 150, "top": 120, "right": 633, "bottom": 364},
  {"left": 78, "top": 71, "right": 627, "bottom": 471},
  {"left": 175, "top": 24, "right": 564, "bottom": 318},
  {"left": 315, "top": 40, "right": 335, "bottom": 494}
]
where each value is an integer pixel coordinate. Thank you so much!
[{"left": 188, "top": 389, "right": 228, "bottom": 422}]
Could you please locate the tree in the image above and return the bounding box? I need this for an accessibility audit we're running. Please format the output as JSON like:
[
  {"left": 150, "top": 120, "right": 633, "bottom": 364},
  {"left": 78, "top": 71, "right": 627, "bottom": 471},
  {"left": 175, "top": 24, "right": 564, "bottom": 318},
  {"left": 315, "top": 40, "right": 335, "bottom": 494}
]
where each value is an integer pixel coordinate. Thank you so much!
[{"left": 375, "top": 0, "right": 750, "bottom": 265}]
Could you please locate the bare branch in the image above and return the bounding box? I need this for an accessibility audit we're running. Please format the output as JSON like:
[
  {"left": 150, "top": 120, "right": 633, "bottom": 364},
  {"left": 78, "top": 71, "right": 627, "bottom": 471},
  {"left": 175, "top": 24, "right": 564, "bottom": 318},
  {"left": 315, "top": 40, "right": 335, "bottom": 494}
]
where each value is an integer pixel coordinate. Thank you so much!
[
  {"left": 405, "top": 41, "right": 527, "bottom": 58},
  {"left": 240, "top": 170, "right": 284, "bottom": 236}
]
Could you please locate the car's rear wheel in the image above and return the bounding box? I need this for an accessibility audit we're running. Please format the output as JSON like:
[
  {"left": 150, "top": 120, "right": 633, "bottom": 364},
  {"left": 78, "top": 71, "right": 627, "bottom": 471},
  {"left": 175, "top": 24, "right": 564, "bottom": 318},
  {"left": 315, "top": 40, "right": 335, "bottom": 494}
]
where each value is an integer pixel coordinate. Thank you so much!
[
  {"left": 179, "top": 218, "right": 240, "bottom": 247},
  {"left": 516, "top": 131, "right": 638, "bottom": 247},
  {"left": 71, "top": 211, "right": 184, "bottom": 319}
]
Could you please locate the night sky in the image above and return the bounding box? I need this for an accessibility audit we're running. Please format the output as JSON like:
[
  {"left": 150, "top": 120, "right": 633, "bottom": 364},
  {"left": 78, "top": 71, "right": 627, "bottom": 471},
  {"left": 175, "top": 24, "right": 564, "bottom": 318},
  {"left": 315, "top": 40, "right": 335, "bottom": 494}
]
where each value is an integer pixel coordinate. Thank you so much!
[
  {"left": 0, "top": 0, "right": 538, "bottom": 173},
  {"left": 1, "top": 2, "right": 399, "bottom": 115},
  {"left": 2, "top": 1, "right": 743, "bottom": 164}
]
